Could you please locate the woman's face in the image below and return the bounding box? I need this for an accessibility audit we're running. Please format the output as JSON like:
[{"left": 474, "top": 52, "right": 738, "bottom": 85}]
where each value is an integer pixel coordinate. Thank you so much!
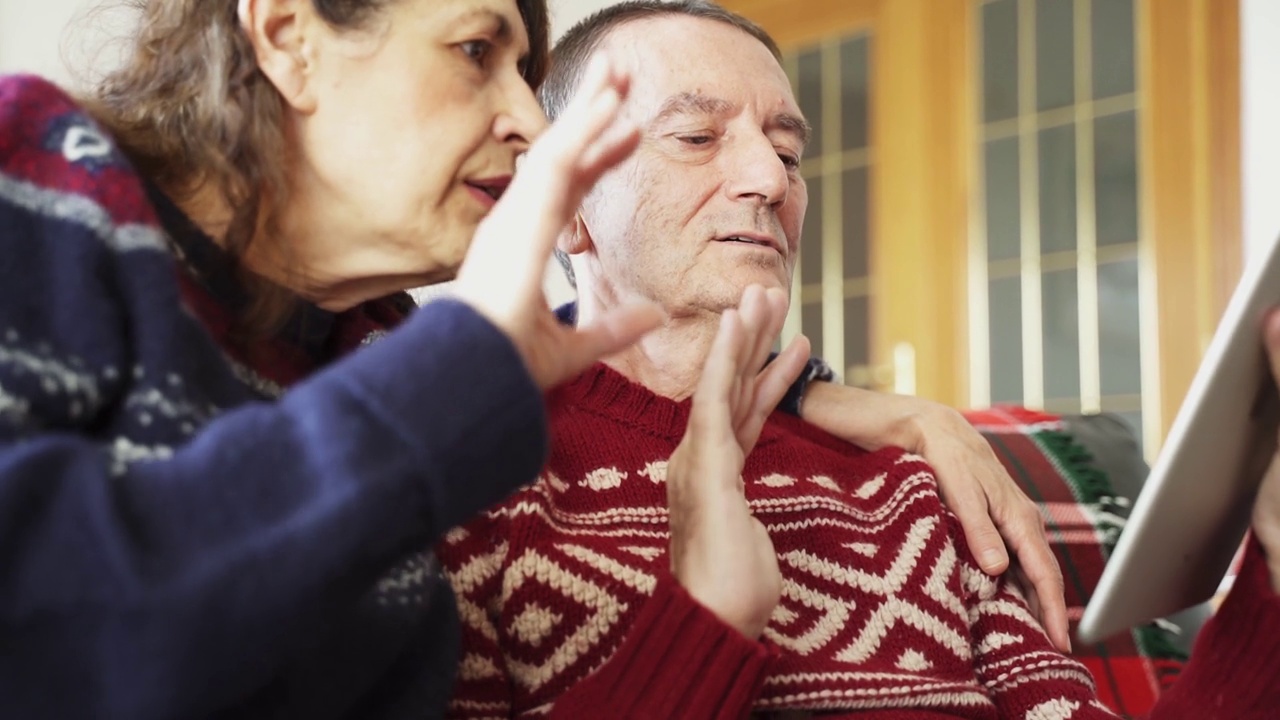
[{"left": 269, "top": 0, "right": 546, "bottom": 290}]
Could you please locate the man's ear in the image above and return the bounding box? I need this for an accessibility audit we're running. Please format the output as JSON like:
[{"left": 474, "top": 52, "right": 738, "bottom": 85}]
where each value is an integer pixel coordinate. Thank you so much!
[
  {"left": 238, "top": 0, "right": 318, "bottom": 113},
  {"left": 557, "top": 214, "right": 594, "bottom": 256}
]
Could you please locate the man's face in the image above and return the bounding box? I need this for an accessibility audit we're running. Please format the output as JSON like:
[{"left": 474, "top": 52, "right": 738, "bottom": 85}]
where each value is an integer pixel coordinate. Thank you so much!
[{"left": 577, "top": 16, "right": 808, "bottom": 315}]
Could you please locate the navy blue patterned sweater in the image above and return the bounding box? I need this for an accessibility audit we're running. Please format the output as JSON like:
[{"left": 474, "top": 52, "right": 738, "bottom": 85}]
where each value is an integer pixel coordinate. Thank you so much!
[
  {"left": 0, "top": 74, "right": 833, "bottom": 719},
  {"left": 0, "top": 75, "right": 551, "bottom": 718}
]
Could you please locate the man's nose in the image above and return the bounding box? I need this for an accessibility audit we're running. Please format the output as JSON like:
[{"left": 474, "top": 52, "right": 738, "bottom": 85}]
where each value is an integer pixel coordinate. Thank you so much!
[
  {"left": 724, "top": 134, "right": 790, "bottom": 208},
  {"left": 493, "top": 77, "right": 550, "bottom": 153}
]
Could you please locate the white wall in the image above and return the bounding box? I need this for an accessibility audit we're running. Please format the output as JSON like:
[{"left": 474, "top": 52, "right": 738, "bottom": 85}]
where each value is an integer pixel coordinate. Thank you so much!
[
  {"left": 0, "top": 0, "right": 83, "bottom": 83},
  {"left": 0, "top": 0, "right": 130, "bottom": 87},
  {"left": 549, "top": 0, "right": 617, "bottom": 38},
  {"left": 1242, "top": 0, "right": 1280, "bottom": 263}
]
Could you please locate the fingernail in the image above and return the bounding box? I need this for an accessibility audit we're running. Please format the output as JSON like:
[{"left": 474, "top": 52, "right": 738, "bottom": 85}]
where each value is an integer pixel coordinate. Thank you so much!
[{"left": 980, "top": 549, "right": 1005, "bottom": 570}]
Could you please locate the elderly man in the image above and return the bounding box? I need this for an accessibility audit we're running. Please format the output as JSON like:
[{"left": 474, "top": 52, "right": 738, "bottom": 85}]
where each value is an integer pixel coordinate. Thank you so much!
[{"left": 440, "top": 2, "right": 1280, "bottom": 718}]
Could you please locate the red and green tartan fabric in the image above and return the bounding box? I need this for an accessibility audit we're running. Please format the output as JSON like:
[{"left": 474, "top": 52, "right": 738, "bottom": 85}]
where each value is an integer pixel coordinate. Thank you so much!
[{"left": 962, "top": 406, "right": 1187, "bottom": 719}]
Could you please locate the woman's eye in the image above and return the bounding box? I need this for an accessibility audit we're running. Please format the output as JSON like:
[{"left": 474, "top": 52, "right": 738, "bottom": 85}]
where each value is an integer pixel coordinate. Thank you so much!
[{"left": 460, "top": 40, "right": 492, "bottom": 65}]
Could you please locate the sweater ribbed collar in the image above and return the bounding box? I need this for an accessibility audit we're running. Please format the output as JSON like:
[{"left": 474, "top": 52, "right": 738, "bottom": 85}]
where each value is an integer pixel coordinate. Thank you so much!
[{"left": 552, "top": 362, "right": 795, "bottom": 448}]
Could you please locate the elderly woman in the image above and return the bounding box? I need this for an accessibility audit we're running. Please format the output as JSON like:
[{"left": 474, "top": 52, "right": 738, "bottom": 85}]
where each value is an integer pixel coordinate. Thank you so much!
[{"left": 0, "top": 0, "right": 1063, "bottom": 718}]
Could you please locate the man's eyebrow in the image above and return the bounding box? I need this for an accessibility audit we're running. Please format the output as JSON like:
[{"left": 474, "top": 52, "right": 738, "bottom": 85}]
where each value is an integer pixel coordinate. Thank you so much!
[
  {"left": 652, "top": 92, "right": 736, "bottom": 123},
  {"left": 771, "top": 112, "right": 811, "bottom": 148},
  {"left": 652, "top": 92, "right": 811, "bottom": 147}
]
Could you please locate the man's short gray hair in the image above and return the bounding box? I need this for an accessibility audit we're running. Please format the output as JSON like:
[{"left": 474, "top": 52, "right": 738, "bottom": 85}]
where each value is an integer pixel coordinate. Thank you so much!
[{"left": 540, "top": 1, "right": 783, "bottom": 288}]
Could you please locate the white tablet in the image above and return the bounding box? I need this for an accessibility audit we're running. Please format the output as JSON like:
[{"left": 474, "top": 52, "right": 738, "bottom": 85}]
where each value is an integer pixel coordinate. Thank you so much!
[{"left": 1077, "top": 234, "right": 1280, "bottom": 644}]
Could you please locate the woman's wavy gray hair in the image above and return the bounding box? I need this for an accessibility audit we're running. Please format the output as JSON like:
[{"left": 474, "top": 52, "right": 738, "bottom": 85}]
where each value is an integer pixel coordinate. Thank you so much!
[{"left": 83, "top": 0, "right": 550, "bottom": 336}]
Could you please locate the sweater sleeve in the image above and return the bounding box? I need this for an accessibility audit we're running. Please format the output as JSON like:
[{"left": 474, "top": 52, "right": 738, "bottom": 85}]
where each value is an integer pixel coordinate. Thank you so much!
[
  {"left": 1139, "top": 536, "right": 1280, "bottom": 719},
  {"left": 0, "top": 79, "right": 548, "bottom": 719},
  {"left": 542, "top": 574, "right": 773, "bottom": 720},
  {"left": 0, "top": 302, "right": 548, "bottom": 717}
]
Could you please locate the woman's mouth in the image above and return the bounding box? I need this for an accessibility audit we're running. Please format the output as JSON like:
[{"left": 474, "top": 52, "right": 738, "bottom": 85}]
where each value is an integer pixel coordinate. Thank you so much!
[{"left": 465, "top": 177, "right": 511, "bottom": 209}]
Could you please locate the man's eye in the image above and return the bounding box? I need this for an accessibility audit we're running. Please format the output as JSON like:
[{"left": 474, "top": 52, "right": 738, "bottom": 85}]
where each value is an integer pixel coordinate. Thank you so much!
[
  {"left": 460, "top": 40, "right": 492, "bottom": 65},
  {"left": 779, "top": 154, "right": 801, "bottom": 171},
  {"left": 679, "top": 135, "right": 714, "bottom": 146}
]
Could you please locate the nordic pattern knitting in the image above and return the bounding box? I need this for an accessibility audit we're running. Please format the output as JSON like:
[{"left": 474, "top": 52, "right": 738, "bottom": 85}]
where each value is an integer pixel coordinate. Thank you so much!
[{"left": 439, "top": 363, "right": 1128, "bottom": 719}]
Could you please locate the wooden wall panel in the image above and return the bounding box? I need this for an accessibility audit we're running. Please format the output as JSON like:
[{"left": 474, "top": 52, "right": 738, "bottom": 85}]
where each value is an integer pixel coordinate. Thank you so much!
[
  {"left": 719, "top": 0, "right": 880, "bottom": 48},
  {"left": 1141, "top": 0, "right": 1242, "bottom": 446}
]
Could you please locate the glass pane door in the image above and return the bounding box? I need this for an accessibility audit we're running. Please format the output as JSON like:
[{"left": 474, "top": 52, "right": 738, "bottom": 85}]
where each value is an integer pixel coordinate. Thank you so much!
[
  {"left": 782, "top": 33, "right": 874, "bottom": 388},
  {"left": 972, "top": 0, "right": 1146, "bottom": 449}
]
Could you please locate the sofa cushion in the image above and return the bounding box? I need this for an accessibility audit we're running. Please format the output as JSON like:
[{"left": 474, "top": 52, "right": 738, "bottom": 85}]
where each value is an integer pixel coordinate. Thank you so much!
[{"left": 963, "top": 406, "right": 1188, "bottom": 718}]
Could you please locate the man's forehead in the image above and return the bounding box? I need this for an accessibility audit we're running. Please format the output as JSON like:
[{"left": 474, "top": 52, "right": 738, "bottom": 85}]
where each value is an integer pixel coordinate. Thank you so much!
[
  {"left": 605, "top": 17, "right": 798, "bottom": 116},
  {"left": 604, "top": 16, "right": 785, "bottom": 79}
]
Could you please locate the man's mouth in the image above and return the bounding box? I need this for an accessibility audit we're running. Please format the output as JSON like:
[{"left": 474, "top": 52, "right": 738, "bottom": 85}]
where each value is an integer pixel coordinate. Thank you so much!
[
  {"left": 722, "top": 236, "right": 771, "bottom": 247},
  {"left": 716, "top": 233, "right": 784, "bottom": 255}
]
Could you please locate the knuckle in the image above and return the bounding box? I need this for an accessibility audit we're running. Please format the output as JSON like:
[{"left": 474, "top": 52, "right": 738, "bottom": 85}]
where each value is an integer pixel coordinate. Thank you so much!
[
  {"left": 1017, "top": 499, "right": 1045, "bottom": 523},
  {"left": 925, "top": 404, "right": 965, "bottom": 431},
  {"left": 974, "top": 526, "right": 1003, "bottom": 543}
]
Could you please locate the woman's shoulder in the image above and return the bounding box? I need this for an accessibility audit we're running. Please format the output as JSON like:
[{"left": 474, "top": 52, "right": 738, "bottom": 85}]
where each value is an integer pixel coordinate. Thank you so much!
[
  {"left": 0, "top": 73, "right": 81, "bottom": 116},
  {"left": 0, "top": 74, "right": 96, "bottom": 160},
  {"left": 0, "top": 74, "right": 166, "bottom": 244}
]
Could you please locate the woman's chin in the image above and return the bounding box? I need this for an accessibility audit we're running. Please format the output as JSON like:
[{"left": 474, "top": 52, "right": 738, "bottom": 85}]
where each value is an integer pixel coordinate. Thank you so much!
[{"left": 415, "top": 263, "right": 461, "bottom": 287}]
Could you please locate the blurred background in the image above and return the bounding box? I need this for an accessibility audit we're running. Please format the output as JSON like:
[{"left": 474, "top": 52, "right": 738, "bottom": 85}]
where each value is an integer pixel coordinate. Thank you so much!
[{"left": 2, "top": 0, "right": 1276, "bottom": 459}]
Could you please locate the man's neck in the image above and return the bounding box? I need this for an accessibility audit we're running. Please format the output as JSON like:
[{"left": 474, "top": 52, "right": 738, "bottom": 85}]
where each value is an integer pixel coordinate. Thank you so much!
[{"left": 579, "top": 284, "right": 720, "bottom": 401}]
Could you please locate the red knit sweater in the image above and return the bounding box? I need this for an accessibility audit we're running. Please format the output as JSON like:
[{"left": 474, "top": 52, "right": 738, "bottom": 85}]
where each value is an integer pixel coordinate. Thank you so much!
[{"left": 440, "top": 364, "right": 1280, "bottom": 719}]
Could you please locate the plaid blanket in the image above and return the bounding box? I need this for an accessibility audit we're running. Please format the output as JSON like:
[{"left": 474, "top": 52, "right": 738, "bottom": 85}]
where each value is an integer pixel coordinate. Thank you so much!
[{"left": 962, "top": 406, "right": 1187, "bottom": 719}]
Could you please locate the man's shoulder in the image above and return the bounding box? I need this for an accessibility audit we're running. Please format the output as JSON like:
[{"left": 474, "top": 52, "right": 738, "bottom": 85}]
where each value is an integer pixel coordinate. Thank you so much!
[{"left": 756, "top": 412, "right": 936, "bottom": 486}]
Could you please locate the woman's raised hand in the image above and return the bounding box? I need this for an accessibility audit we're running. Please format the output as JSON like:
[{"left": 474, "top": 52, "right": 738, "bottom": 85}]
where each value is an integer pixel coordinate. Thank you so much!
[{"left": 453, "top": 53, "right": 662, "bottom": 389}]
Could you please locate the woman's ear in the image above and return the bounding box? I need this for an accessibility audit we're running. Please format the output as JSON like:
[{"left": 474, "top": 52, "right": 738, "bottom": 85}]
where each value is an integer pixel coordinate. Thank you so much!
[
  {"left": 238, "top": 0, "right": 318, "bottom": 113},
  {"left": 557, "top": 214, "right": 594, "bottom": 256}
]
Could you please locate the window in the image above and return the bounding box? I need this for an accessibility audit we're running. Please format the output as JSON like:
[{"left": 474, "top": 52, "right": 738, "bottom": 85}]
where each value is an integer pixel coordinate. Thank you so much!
[
  {"left": 973, "top": 0, "right": 1145, "bottom": 447},
  {"left": 783, "top": 34, "right": 874, "bottom": 386}
]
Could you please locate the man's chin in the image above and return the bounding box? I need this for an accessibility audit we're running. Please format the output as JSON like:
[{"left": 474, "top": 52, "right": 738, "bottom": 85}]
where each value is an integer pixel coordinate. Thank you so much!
[
  {"left": 728, "top": 268, "right": 791, "bottom": 295},
  {"left": 707, "top": 276, "right": 791, "bottom": 309}
]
